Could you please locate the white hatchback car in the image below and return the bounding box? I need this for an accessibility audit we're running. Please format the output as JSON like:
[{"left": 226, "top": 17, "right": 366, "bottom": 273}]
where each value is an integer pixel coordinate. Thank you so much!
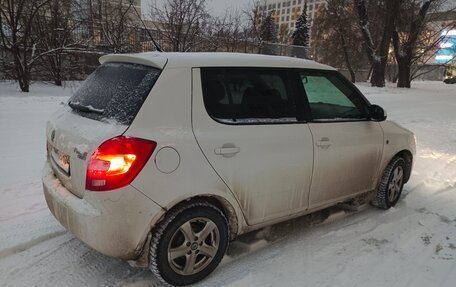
[{"left": 43, "top": 52, "right": 416, "bottom": 286}]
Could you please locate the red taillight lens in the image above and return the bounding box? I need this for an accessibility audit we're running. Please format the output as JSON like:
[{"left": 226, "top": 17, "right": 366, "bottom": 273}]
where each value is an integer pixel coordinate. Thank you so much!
[{"left": 86, "top": 136, "right": 156, "bottom": 191}]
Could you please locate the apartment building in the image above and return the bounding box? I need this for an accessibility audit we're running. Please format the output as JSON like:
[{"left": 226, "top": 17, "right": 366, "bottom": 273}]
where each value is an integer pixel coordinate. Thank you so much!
[
  {"left": 72, "top": 0, "right": 142, "bottom": 47},
  {"left": 76, "top": 0, "right": 141, "bottom": 20},
  {"left": 258, "top": 0, "right": 326, "bottom": 34},
  {"left": 430, "top": 11, "right": 456, "bottom": 65}
]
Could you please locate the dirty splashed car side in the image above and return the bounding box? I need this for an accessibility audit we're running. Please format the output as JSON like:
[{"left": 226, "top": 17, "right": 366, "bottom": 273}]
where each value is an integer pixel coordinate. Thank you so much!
[{"left": 42, "top": 52, "right": 416, "bottom": 286}]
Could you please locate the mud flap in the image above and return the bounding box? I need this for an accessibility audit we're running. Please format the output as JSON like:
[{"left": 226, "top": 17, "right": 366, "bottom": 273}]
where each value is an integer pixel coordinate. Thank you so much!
[{"left": 128, "top": 232, "right": 152, "bottom": 268}]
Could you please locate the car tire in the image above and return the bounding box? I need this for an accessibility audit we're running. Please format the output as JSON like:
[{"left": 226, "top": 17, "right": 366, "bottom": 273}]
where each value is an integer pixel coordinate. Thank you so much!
[
  {"left": 149, "top": 200, "right": 229, "bottom": 286},
  {"left": 371, "top": 157, "right": 406, "bottom": 210}
]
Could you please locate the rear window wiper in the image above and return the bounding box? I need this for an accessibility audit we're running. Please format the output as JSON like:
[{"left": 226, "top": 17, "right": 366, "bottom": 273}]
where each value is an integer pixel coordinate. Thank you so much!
[{"left": 68, "top": 101, "right": 104, "bottom": 114}]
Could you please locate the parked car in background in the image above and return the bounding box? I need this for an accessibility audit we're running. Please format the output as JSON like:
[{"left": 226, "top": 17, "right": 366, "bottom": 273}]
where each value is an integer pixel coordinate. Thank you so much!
[
  {"left": 444, "top": 76, "right": 456, "bottom": 84},
  {"left": 43, "top": 52, "right": 416, "bottom": 286}
]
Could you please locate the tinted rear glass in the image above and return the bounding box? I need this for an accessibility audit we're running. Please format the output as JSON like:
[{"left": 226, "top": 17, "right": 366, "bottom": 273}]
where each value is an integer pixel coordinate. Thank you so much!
[
  {"left": 69, "top": 62, "right": 161, "bottom": 125},
  {"left": 201, "top": 68, "right": 298, "bottom": 124}
]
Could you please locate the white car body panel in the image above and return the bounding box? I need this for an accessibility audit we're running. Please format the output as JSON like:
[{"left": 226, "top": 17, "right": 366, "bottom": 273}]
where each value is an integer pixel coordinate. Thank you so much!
[
  {"left": 99, "top": 53, "right": 168, "bottom": 69},
  {"left": 378, "top": 120, "right": 416, "bottom": 174},
  {"left": 307, "top": 121, "right": 384, "bottom": 208},
  {"left": 46, "top": 106, "right": 128, "bottom": 198},
  {"left": 124, "top": 67, "right": 247, "bottom": 235},
  {"left": 102, "top": 52, "right": 336, "bottom": 70},
  {"left": 191, "top": 68, "right": 314, "bottom": 225}
]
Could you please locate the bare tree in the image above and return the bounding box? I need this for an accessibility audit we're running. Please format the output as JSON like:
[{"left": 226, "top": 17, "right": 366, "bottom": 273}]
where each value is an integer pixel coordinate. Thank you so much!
[
  {"left": 392, "top": 0, "right": 453, "bottom": 87},
  {"left": 243, "top": 0, "right": 264, "bottom": 50},
  {"left": 332, "top": 0, "right": 358, "bottom": 82},
  {"left": 150, "top": 0, "right": 208, "bottom": 52},
  {"left": 410, "top": 24, "right": 456, "bottom": 81},
  {"left": 0, "top": 0, "right": 51, "bottom": 92},
  {"left": 320, "top": 0, "right": 358, "bottom": 82},
  {"left": 206, "top": 10, "right": 244, "bottom": 52},
  {"left": 312, "top": 0, "right": 369, "bottom": 82},
  {"left": 356, "top": 0, "right": 403, "bottom": 87},
  {"left": 91, "top": 0, "right": 140, "bottom": 53},
  {"left": 34, "top": 0, "right": 84, "bottom": 86}
]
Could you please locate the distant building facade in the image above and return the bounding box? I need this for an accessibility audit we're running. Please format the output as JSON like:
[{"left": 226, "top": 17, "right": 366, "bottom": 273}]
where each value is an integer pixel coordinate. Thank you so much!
[
  {"left": 257, "top": 0, "right": 326, "bottom": 42},
  {"left": 72, "top": 0, "right": 143, "bottom": 49},
  {"left": 429, "top": 11, "right": 456, "bottom": 67}
]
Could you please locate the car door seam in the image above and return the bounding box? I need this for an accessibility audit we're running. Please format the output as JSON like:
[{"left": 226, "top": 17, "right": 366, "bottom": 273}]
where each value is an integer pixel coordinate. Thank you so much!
[
  {"left": 190, "top": 68, "right": 249, "bottom": 223},
  {"left": 307, "top": 123, "right": 316, "bottom": 210}
]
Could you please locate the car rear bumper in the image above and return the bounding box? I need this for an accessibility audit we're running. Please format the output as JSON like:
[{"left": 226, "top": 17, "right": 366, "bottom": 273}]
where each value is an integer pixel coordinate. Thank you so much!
[{"left": 42, "top": 161, "right": 164, "bottom": 260}]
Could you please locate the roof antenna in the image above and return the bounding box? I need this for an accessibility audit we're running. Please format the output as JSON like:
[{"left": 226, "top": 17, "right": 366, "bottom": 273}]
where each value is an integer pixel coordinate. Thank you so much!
[{"left": 130, "top": 0, "right": 163, "bottom": 52}]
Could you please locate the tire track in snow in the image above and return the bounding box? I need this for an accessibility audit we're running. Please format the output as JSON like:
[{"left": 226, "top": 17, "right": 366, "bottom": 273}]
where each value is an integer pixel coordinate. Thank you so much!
[
  {"left": 0, "top": 232, "right": 144, "bottom": 287},
  {"left": 0, "top": 230, "right": 67, "bottom": 258}
]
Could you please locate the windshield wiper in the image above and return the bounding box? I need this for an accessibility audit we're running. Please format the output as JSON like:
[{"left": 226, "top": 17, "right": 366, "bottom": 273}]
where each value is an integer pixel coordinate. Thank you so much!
[{"left": 69, "top": 101, "right": 104, "bottom": 114}]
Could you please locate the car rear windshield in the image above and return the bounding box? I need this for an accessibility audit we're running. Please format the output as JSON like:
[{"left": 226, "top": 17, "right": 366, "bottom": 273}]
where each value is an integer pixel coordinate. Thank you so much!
[{"left": 68, "top": 62, "right": 161, "bottom": 125}]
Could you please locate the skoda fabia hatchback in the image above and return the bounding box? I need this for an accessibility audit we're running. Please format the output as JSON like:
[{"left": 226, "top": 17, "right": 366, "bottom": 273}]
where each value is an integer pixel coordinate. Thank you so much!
[{"left": 43, "top": 52, "right": 416, "bottom": 286}]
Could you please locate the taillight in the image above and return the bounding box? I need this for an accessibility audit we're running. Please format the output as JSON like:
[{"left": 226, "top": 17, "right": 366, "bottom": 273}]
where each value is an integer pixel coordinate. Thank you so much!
[{"left": 86, "top": 136, "right": 156, "bottom": 191}]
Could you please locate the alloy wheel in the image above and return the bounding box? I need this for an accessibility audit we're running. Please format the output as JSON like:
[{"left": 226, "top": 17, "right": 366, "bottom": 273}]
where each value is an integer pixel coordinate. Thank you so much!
[
  {"left": 387, "top": 165, "right": 404, "bottom": 202},
  {"left": 167, "top": 217, "right": 220, "bottom": 276}
]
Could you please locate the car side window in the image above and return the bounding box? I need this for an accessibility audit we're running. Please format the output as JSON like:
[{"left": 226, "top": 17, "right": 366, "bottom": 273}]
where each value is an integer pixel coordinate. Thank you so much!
[
  {"left": 201, "top": 68, "right": 298, "bottom": 124},
  {"left": 299, "top": 71, "right": 368, "bottom": 121}
]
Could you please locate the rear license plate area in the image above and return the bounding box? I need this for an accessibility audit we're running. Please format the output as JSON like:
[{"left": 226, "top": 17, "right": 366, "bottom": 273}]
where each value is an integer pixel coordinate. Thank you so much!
[{"left": 51, "top": 147, "right": 71, "bottom": 176}]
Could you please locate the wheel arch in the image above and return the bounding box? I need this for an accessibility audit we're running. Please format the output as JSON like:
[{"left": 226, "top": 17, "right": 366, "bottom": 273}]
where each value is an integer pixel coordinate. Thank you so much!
[
  {"left": 187, "top": 195, "right": 239, "bottom": 240},
  {"left": 130, "top": 194, "right": 240, "bottom": 268},
  {"left": 393, "top": 149, "right": 413, "bottom": 183},
  {"left": 158, "top": 195, "right": 239, "bottom": 241}
]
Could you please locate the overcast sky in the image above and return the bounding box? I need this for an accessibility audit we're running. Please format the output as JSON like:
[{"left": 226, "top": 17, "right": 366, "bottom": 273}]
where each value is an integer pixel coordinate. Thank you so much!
[{"left": 141, "top": 0, "right": 250, "bottom": 18}]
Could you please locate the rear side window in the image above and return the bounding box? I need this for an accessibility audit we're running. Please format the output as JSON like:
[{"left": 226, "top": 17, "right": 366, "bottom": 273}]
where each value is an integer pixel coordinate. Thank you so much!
[
  {"left": 299, "top": 71, "right": 368, "bottom": 121},
  {"left": 201, "top": 68, "right": 298, "bottom": 124},
  {"left": 69, "top": 62, "right": 160, "bottom": 125}
]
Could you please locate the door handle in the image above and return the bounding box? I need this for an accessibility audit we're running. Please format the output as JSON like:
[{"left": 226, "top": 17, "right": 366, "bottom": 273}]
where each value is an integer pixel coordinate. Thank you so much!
[
  {"left": 215, "top": 147, "right": 240, "bottom": 155},
  {"left": 316, "top": 138, "right": 331, "bottom": 148}
]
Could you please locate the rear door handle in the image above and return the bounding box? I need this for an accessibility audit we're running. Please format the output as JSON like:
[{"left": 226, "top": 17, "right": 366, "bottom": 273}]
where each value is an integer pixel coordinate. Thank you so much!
[
  {"left": 316, "top": 138, "right": 331, "bottom": 148},
  {"left": 215, "top": 147, "right": 240, "bottom": 156}
]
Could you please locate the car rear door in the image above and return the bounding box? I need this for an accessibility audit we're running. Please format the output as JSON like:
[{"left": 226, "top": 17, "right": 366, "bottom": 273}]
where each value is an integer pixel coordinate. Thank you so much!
[
  {"left": 298, "top": 70, "right": 384, "bottom": 208},
  {"left": 192, "top": 67, "right": 314, "bottom": 225}
]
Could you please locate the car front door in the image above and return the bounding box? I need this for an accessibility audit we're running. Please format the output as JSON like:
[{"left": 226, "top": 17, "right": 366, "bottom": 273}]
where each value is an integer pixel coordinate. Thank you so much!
[
  {"left": 192, "top": 67, "right": 314, "bottom": 225},
  {"left": 298, "top": 70, "right": 384, "bottom": 209}
]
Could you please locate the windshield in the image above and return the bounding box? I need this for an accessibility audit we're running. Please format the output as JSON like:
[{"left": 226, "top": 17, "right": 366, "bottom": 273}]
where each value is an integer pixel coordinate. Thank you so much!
[{"left": 69, "top": 62, "right": 161, "bottom": 125}]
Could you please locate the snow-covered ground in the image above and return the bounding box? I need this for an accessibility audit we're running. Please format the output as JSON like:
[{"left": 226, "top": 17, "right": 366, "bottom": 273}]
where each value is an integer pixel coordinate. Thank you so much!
[{"left": 0, "top": 80, "right": 455, "bottom": 287}]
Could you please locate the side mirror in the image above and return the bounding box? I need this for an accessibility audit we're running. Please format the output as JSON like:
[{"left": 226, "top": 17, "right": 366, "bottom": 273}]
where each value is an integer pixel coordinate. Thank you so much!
[{"left": 369, "top": 104, "right": 387, "bottom": 122}]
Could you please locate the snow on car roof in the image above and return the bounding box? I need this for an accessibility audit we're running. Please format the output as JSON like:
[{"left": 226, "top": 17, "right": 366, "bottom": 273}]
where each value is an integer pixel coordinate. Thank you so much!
[{"left": 99, "top": 52, "right": 336, "bottom": 71}]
